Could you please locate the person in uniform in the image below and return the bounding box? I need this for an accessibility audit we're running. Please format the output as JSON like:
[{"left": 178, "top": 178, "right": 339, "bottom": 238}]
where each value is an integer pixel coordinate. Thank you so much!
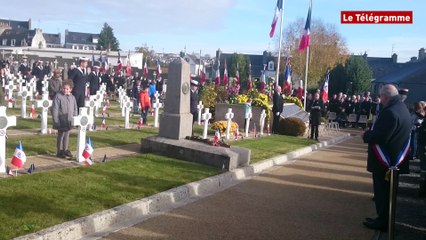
[
  {"left": 68, "top": 57, "right": 88, "bottom": 112},
  {"left": 88, "top": 62, "right": 101, "bottom": 96},
  {"left": 190, "top": 80, "right": 199, "bottom": 123},
  {"left": 308, "top": 92, "right": 324, "bottom": 141}
]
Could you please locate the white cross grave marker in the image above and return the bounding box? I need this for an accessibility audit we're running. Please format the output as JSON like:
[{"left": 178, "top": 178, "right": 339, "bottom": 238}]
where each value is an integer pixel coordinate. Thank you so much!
[
  {"left": 28, "top": 77, "right": 37, "bottom": 101},
  {"left": 6, "top": 79, "right": 17, "bottom": 108},
  {"left": 123, "top": 97, "right": 133, "bottom": 129},
  {"left": 259, "top": 109, "right": 267, "bottom": 136},
  {"left": 225, "top": 108, "right": 234, "bottom": 140},
  {"left": 94, "top": 91, "right": 103, "bottom": 117},
  {"left": 16, "top": 75, "right": 25, "bottom": 93},
  {"left": 152, "top": 91, "right": 163, "bottom": 128},
  {"left": 18, "top": 86, "right": 31, "bottom": 118},
  {"left": 197, "top": 100, "right": 204, "bottom": 125},
  {"left": 72, "top": 107, "right": 94, "bottom": 162},
  {"left": 0, "top": 106, "right": 16, "bottom": 173},
  {"left": 85, "top": 95, "right": 97, "bottom": 130},
  {"left": 201, "top": 108, "right": 212, "bottom": 139},
  {"left": 36, "top": 93, "right": 52, "bottom": 134},
  {"left": 41, "top": 76, "right": 49, "bottom": 93},
  {"left": 245, "top": 108, "right": 253, "bottom": 137}
]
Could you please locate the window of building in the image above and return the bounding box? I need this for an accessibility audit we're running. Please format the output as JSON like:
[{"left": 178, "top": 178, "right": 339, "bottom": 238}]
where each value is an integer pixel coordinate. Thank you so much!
[
  {"left": 2, "top": 39, "right": 7, "bottom": 46},
  {"left": 11, "top": 39, "right": 16, "bottom": 46},
  {"left": 72, "top": 45, "right": 77, "bottom": 50},
  {"left": 268, "top": 61, "right": 274, "bottom": 71}
]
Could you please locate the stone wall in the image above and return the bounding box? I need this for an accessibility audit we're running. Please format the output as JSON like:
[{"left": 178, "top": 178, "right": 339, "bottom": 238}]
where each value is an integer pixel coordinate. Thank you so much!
[{"left": 215, "top": 103, "right": 270, "bottom": 131}]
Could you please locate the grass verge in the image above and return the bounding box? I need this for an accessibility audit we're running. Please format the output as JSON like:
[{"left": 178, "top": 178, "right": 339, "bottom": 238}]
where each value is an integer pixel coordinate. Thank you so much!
[{"left": 0, "top": 154, "right": 221, "bottom": 240}]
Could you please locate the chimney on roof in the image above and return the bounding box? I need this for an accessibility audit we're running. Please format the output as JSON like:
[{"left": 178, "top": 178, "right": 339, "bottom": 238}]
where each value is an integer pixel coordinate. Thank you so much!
[
  {"left": 419, "top": 48, "right": 425, "bottom": 61},
  {"left": 216, "top": 48, "right": 221, "bottom": 60},
  {"left": 391, "top": 53, "right": 398, "bottom": 64}
]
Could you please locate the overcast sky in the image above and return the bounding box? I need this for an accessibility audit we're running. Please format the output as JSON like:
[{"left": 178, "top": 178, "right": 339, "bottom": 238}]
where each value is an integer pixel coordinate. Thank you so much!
[{"left": 2, "top": 0, "right": 424, "bottom": 62}]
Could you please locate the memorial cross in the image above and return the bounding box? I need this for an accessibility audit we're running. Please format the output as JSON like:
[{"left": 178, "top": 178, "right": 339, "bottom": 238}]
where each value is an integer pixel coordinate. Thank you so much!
[{"left": 36, "top": 93, "right": 52, "bottom": 134}]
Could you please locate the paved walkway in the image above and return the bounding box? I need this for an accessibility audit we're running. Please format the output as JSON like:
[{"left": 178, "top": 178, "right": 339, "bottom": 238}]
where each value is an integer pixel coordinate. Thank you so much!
[{"left": 96, "top": 133, "right": 377, "bottom": 240}]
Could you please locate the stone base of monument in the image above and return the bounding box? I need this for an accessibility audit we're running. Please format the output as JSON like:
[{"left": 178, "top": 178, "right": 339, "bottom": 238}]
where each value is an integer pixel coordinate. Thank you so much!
[{"left": 141, "top": 136, "right": 250, "bottom": 171}]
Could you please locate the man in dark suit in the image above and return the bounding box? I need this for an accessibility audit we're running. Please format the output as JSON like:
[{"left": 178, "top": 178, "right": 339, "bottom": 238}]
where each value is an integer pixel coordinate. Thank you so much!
[
  {"left": 272, "top": 86, "right": 283, "bottom": 134},
  {"left": 308, "top": 92, "right": 324, "bottom": 141},
  {"left": 68, "top": 57, "right": 88, "bottom": 112},
  {"left": 31, "top": 60, "right": 46, "bottom": 95},
  {"left": 190, "top": 80, "right": 199, "bottom": 123},
  {"left": 362, "top": 84, "right": 412, "bottom": 231},
  {"left": 18, "top": 57, "right": 31, "bottom": 82},
  {"left": 88, "top": 62, "right": 101, "bottom": 96}
]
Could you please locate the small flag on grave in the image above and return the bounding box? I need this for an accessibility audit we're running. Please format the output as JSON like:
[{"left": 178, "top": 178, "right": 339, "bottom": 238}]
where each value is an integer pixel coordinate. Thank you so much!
[
  {"left": 27, "top": 163, "right": 36, "bottom": 174},
  {"left": 11, "top": 142, "right": 27, "bottom": 169},
  {"left": 214, "top": 128, "right": 221, "bottom": 146},
  {"left": 82, "top": 138, "right": 94, "bottom": 160},
  {"left": 137, "top": 117, "right": 143, "bottom": 128},
  {"left": 31, "top": 103, "right": 36, "bottom": 119}
]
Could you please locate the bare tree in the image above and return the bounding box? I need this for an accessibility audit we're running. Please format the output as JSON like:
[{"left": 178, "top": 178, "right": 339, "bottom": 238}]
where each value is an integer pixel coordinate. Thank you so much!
[{"left": 282, "top": 18, "right": 349, "bottom": 90}]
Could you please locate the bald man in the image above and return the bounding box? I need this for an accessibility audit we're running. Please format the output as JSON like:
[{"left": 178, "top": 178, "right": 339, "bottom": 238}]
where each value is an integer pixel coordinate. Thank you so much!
[{"left": 361, "top": 84, "right": 412, "bottom": 231}]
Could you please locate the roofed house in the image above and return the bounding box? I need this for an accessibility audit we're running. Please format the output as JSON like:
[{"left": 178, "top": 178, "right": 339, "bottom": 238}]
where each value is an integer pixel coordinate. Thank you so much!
[
  {"left": 370, "top": 48, "right": 426, "bottom": 104},
  {"left": 211, "top": 49, "right": 277, "bottom": 86},
  {"left": 64, "top": 30, "right": 99, "bottom": 51},
  {"left": 0, "top": 18, "right": 60, "bottom": 48}
]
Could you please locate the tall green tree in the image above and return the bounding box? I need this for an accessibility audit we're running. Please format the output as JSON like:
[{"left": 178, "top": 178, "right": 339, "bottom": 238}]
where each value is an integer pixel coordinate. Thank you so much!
[
  {"left": 227, "top": 53, "right": 250, "bottom": 89},
  {"left": 344, "top": 56, "right": 372, "bottom": 95},
  {"left": 328, "top": 63, "right": 347, "bottom": 95},
  {"left": 97, "top": 23, "right": 120, "bottom": 51}
]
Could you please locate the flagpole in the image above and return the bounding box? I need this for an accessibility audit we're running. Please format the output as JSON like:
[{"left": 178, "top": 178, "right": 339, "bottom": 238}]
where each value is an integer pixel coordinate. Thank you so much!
[
  {"left": 303, "top": 46, "right": 310, "bottom": 111},
  {"left": 275, "top": 0, "right": 285, "bottom": 89}
]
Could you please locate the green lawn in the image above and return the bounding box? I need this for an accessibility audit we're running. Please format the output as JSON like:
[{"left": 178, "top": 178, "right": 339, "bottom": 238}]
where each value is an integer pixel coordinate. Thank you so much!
[
  {"left": 231, "top": 134, "right": 316, "bottom": 163},
  {"left": 2, "top": 98, "right": 317, "bottom": 239},
  {"left": 0, "top": 155, "right": 221, "bottom": 240}
]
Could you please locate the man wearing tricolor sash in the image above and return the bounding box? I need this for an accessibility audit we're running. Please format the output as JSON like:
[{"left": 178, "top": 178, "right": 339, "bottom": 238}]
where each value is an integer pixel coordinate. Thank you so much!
[{"left": 361, "top": 84, "right": 411, "bottom": 231}]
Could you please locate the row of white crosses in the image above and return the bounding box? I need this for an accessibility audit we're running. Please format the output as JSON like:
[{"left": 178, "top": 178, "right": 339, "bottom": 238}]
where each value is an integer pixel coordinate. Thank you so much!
[{"left": 199, "top": 106, "right": 268, "bottom": 140}]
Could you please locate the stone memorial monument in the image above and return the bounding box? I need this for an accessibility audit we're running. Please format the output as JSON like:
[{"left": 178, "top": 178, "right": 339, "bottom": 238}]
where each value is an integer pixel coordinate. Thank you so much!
[
  {"left": 158, "top": 58, "right": 193, "bottom": 139},
  {"left": 141, "top": 58, "right": 250, "bottom": 171}
]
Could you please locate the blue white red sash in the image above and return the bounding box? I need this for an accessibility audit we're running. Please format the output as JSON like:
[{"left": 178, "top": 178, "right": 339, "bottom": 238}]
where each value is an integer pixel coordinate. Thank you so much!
[{"left": 372, "top": 137, "right": 410, "bottom": 169}]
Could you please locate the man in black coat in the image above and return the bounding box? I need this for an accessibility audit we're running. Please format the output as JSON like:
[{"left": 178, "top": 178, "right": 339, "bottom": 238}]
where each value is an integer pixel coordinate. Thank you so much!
[
  {"left": 190, "top": 80, "right": 199, "bottom": 123},
  {"left": 68, "top": 57, "right": 88, "bottom": 112},
  {"left": 361, "top": 84, "right": 412, "bottom": 231},
  {"left": 308, "top": 92, "right": 324, "bottom": 141},
  {"left": 88, "top": 63, "right": 101, "bottom": 96},
  {"left": 272, "top": 86, "right": 283, "bottom": 134}
]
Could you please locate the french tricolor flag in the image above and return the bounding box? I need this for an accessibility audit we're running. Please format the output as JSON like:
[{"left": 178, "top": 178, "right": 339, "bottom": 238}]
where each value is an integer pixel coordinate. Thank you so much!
[
  {"left": 156, "top": 60, "right": 162, "bottom": 80},
  {"left": 269, "top": 0, "right": 283, "bottom": 38},
  {"left": 143, "top": 61, "right": 148, "bottom": 80},
  {"left": 299, "top": 0, "right": 312, "bottom": 51},
  {"left": 11, "top": 142, "right": 27, "bottom": 169},
  {"left": 223, "top": 60, "right": 228, "bottom": 87},
  {"left": 82, "top": 138, "right": 94, "bottom": 159},
  {"left": 283, "top": 57, "right": 292, "bottom": 93}
]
